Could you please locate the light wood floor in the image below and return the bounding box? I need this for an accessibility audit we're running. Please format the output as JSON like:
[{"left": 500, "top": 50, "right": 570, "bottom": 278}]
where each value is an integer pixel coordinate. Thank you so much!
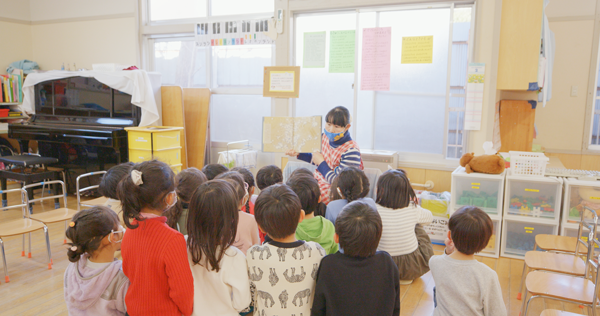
[{"left": 0, "top": 187, "right": 591, "bottom": 316}]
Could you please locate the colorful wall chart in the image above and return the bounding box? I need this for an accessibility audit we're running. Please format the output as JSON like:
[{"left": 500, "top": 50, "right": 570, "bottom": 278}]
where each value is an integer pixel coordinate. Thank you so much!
[
  {"left": 361, "top": 27, "right": 392, "bottom": 91},
  {"left": 195, "top": 19, "right": 274, "bottom": 46},
  {"left": 401, "top": 36, "right": 434, "bottom": 64},
  {"left": 329, "top": 30, "right": 355, "bottom": 73},
  {"left": 303, "top": 32, "right": 326, "bottom": 68}
]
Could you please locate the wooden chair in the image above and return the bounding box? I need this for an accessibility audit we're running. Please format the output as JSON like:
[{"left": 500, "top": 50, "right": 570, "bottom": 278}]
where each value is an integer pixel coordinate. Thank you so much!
[
  {"left": 76, "top": 171, "right": 107, "bottom": 211},
  {"left": 27, "top": 180, "right": 78, "bottom": 245},
  {"left": 521, "top": 238, "right": 600, "bottom": 316},
  {"left": 517, "top": 207, "right": 597, "bottom": 300},
  {"left": 0, "top": 187, "right": 52, "bottom": 283}
]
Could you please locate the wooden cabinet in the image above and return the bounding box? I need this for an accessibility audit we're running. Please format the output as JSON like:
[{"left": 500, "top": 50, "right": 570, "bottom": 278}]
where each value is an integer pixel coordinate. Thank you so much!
[
  {"left": 498, "top": 100, "right": 536, "bottom": 152},
  {"left": 497, "top": 0, "right": 544, "bottom": 90}
]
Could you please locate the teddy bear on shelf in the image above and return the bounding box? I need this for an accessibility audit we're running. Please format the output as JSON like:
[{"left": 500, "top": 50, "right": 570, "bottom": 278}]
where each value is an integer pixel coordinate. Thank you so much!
[
  {"left": 574, "top": 186, "right": 600, "bottom": 220},
  {"left": 460, "top": 152, "right": 506, "bottom": 174}
]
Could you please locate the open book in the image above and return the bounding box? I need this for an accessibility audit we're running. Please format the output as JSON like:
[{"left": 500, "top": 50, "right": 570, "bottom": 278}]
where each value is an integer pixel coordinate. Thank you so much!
[{"left": 262, "top": 116, "right": 322, "bottom": 153}]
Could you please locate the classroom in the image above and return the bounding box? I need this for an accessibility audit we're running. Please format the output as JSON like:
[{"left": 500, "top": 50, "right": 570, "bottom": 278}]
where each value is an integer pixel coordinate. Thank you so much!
[{"left": 0, "top": 0, "right": 598, "bottom": 315}]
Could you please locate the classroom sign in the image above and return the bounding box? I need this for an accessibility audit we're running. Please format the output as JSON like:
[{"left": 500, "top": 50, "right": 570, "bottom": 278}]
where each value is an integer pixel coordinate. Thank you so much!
[
  {"left": 361, "top": 27, "right": 392, "bottom": 91},
  {"left": 194, "top": 19, "right": 274, "bottom": 46},
  {"left": 303, "top": 32, "right": 327, "bottom": 68},
  {"left": 329, "top": 30, "right": 355, "bottom": 73},
  {"left": 401, "top": 36, "right": 434, "bottom": 64}
]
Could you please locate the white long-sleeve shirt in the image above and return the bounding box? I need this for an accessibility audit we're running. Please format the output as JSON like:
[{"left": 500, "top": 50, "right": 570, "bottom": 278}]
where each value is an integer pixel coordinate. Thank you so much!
[
  {"left": 376, "top": 204, "right": 433, "bottom": 256},
  {"left": 187, "top": 245, "right": 251, "bottom": 316}
]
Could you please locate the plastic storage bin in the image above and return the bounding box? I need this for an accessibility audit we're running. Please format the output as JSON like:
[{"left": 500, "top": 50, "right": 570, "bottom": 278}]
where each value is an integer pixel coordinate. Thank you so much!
[
  {"left": 125, "top": 126, "right": 184, "bottom": 166},
  {"left": 562, "top": 178, "right": 600, "bottom": 225},
  {"left": 418, "top": 191, "right": 450, "bottom": 217},
  {"left": 509, "top": 151, "right": 549, "bottom": 177},
  {"left": 480, "top": 218, "right": 501, "bottom": 258},
  {"left": 501, "top": 218, "right": 558, "bottom": 259},
  {"left": 422, "top": 216, "right": 449, "bottom": 246},
  {"left": 451, "top": 167, "right": 505, "bottom": 216},
  {"left": 504, "top": 171, "right": 562, "bottom": 221}
]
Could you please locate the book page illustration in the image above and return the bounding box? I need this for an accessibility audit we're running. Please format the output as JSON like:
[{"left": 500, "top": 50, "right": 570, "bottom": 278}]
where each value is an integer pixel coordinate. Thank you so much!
[
  {"left": 262, "top": 116, "right": 322, "bottom": 153},
  {"left": 293, "top": 116, "right": 321, "bottom": 152}
]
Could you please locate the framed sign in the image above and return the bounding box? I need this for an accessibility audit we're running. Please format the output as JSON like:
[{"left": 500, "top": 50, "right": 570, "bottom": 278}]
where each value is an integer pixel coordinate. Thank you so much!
[{"left": 263, "top": 66, "right": 300, "bottom": 98}]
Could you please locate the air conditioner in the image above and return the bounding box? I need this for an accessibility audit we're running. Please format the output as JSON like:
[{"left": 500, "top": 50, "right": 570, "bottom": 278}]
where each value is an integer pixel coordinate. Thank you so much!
[{"left": 361, "top": 149, "right": 398, "bottom": 172}]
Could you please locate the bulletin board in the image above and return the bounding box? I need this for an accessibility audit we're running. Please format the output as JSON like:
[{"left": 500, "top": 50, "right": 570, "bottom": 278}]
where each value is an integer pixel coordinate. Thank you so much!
[{"left": 263, "top": 66, "right": 301, "bottom": 98}]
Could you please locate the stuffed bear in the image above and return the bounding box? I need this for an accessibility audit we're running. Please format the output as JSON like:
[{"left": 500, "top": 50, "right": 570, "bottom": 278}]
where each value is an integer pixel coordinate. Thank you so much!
[{"left": 460, "top": 152, "right": 506, "bottom": 174}]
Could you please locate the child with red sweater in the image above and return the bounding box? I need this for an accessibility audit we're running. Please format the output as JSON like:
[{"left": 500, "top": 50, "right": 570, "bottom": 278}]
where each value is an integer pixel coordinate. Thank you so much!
[{"left": 117, "top": 160, "right": 194, "bottom": 316}]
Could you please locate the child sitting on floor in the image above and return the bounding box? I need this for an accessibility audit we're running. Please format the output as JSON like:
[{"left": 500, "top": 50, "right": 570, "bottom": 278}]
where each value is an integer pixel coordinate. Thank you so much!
[
  {"left": 430, "top": 206, "right": 506, "bottom": 316},
  {"left": 247, "top": 184, "right": 325, "bottom": 316},
  {"left": 64, "top": 206, "right": 129, "bottom": 316},
  {"left": 325, "top": 167, "right": 377, "bottom": 225},
  {"left": 311, "top": 200, "right": 400, "bottom": 316},
  {"left": 287, "top": 174, "right": 338, "bottom": 254},
  {"left": 201, "top": 163, "right": 229, "bottom": 180},
  {"left": 165, "top": 167, "right": 207, "bottom": 235}
]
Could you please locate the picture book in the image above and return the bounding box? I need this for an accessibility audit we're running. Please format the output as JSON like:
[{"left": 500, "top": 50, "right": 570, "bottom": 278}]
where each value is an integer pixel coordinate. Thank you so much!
[{"left": 262, "top": 116, "right": 322, "bottom": 153}]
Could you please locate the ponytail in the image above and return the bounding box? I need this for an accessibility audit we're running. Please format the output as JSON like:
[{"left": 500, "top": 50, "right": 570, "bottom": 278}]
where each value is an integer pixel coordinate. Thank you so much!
[
  {"left": 65, "top": 206, "right": 118, "bottom": 262},
  {"left": 337, "top": 167, "right": 366, "bottom": 203}
]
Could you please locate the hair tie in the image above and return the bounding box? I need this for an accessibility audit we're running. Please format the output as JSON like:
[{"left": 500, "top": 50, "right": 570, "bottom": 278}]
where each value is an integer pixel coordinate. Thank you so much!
[
  {"left": 69, "top": 221, "right": 76, "bottom": 227},
  {"left": 70, "top": 246, "right": 77, "bottom": 251},
  {"left": 131, "top": 170, "right": 144, "bottom": 186}
]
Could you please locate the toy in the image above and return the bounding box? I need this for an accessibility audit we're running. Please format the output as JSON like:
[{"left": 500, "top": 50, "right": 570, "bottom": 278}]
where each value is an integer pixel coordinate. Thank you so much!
[
  {"left": 460, "top": 152, "right": 506, "bottom": 174},
  {"left": 486, "top": 197, "right": 497, "bottom": 208},
  {"left": 457, "top": 191, "right": 499, "bottom": 212},
  {"left": 574, "top": 186, "right": 600, "bottom": 220},
  {"left": 531, "top": 207, "right": 541, "bottom": 217},
  {"left": 509, "top": 195, "right": 555, "bottom": 218},
  {"left": 472, "top": 197, "right": 486, "bottom": 208}
]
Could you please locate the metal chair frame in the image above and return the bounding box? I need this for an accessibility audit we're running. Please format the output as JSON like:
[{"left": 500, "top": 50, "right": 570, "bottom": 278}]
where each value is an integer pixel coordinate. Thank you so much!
[
  {"left": 25, "top": 180, "right": 73, "bottom": 244},
  {"left": 76, "top": 171, "right": 107, "bottom": 212}
]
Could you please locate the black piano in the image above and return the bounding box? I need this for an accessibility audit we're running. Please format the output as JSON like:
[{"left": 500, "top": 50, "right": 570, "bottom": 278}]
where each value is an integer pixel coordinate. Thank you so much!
[{"left": 9, "top": 76, "right": 140, "bottom": 178}]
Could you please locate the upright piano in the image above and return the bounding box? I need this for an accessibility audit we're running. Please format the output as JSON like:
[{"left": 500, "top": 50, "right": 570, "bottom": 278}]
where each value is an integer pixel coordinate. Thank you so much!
[{"left": 9, "top": 76, "right": 141, "bottom": 170}]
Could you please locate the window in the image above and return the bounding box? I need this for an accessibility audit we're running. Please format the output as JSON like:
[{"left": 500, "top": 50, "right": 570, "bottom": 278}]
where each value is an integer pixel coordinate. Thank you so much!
[
  {"left": 294, "top": 4, "right": 474, "bottom": 160},
  {"left": 588, "top": 70, "right": 600, "bottom": 148}
]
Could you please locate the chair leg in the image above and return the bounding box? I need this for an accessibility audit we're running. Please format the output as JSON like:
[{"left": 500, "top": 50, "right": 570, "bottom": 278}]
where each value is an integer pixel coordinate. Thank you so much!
[
  {"left": 21, "top": 234, "right": 25, "bottom": 257},
  {"left": 520, "top": 290, "right": 528, "bottom": 316},
  {"left": 64, "top": 221, "right": 67, "bottom": 244},
  {"left": 523, "top": 295, "right": 538, "bottom": 316},
  {"left": 517, "top": 263, "right": 528, "bottom": 299},
  {"left": 28, "top": 232, "right": 31, "bottom": 258},
  {"left": 0, "top": 237, "right": 8, "bottom": 283},
  {"left": 44, "top": 226, "right": 52, "bottom": 269}
]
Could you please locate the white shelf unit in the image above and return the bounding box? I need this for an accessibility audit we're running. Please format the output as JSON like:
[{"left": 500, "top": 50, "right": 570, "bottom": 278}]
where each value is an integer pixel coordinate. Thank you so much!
[
  {"left": 562, "top": 178, "right": 600, "bottom": 227},
  {"left": 450, "top": 167, "right": 506, "bottom": 258},
  {"left": 501, "top": 171, "right": 562, "bottom": 259}
]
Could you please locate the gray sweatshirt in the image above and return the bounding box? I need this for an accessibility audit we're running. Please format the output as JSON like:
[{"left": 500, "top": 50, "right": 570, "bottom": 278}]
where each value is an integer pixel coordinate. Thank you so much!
[{"left": 429, "top": 254, "right": 506, "bottom": 316}]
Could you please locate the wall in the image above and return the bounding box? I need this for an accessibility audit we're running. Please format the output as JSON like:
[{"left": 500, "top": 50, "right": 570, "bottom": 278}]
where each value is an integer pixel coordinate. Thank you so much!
[{"left": 0, "top": 0, "right": 32, "bottom": 74}]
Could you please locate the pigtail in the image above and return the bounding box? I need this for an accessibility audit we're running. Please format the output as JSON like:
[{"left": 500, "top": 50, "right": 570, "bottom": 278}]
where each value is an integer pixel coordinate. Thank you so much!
[
  {"left": 65, "top": 206, "right": 119, "bottom": 262},
  {"left": 117, "top": 174, "right": 143, "bottom": 229},
  {"left": 165, "top": 199, "right": 184, "bottom": 229}
]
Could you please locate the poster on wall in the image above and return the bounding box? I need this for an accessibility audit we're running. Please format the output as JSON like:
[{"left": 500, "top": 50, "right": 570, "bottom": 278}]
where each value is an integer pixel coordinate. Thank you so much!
[
  {"left": 401, "top": 36, "right": 434, "bottom": 64},
  {"left": 195, "top": 19, "right": 274, "bottom": 46},
  {"left": 263, "top": 66, "right": 301, "bottom": 98},
  {"left": 361, "top": 27, "right": 391, "bottom": 91},
  {"left": 465, "top": 63, "right": 485, "bottom": 131},
  {"left": 303, "top": 32, "right": 326, "bottom": 68},
  {"left": 329, "top": 30, "right": 355, "bottom": 73}
]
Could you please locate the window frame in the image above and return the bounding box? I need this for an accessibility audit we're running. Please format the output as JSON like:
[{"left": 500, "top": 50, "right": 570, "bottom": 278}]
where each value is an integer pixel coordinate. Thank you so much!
[
  {"left": 584, "top": 3, "right": 600, "bottom": 152},
  {"left": 290, "top": 2, "right": 476, "bottom": 164}
]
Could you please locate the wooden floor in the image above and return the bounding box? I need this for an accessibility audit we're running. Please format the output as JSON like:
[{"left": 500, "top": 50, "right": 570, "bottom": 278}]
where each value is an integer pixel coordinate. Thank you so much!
[{"left": 0, "top": 187, "right": 592, "bottom": 315}]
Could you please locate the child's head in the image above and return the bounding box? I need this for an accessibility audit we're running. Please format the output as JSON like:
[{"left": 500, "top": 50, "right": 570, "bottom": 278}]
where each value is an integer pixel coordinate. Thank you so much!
[
  {"left": 290, "top": 167, "right": 313, "bottom": 178},
  {"left": 329, "top": 177, "right": 343, "bottom": 202},
  {"left": 286, "top": 174, "right": 320, "bottom": 215},
  {"left": 334, "top": 201, "right": 382, "bottom": 258},
  {"left": 448, "top": 206, "right": 493, "bottom": 255},
  {"left": 255, "top": 183, "right": 304, "bottom": 239},
  {"left": 375, "top": 169, "right": 416, "bottom": 209},
  {"left": 98, "top": 162, "right": 135, "bottom": 199},
  {"left": 215, "top": 171, "right": 248, "bottom": 208},
  {"left": 201, "top": 164, "right": 229, "bottom": 180},
  {"left": 336, "top": 167, "right": 368, "bottom": 203},
  {"left": 231, "top": 167, "right": 256, "bottom": 213},
  {"left": 325, "top": 106, "right": 351, "bottom": 135},
  {"left": 65, "top": 206, "right": 123, "bottom": 262},
  {"left": 187, "top": 179, "right": 239, "bottom": 272},
  {"left": 165, "top": 167, "right": 208, "bottom": 229},
  {"left": 117, "top": 160, "right": 176, "bottom": 229},
  {"left": 256, "top": 165, "right": 283, "bottom": 190}
]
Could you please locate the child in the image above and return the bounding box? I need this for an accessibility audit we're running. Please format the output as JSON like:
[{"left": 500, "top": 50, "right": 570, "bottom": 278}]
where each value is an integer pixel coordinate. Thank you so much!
[
  {"left": 286, "top": 106, "right": 364, "bottom": 204},
  {"left": 98, "top": 162, "right": 135, "bottom": 217},
  {"left": 215, "top": 171, "right": 260, "bottom": 255},
  {"left": 375, "top": 169, "right": 434, "bottom": 285},
  {"left": 186, "top": 179, "right": 251, "bottom": 316},
  {"left": 201, "top": 163, "right": 229, "bottom": 180},
  {"left": 256, "top": 164, "right": 283, "bottom": 191},
  {"left": 165, "top": 167, "right": 207, "bottom": 235},
  {"left": 64, "top": 206, "right": 129, "bottom": 316},
  {"left": 287, "top": 174, "right": 338, "bottom": 254},
  {"left": 117, "top": 160, "right": 194, "bottom": 316},
  {"left": 326, "top": 167, "right": 377, "bottom": 225},
  {"left": 247, "top": 184, "right": 326, "bottom": 316},
  {"left": 430, "top": 206, "right": 506, "bottom": 316},
  {"left": 312, "top": 201, "right": 400, "bottom": 316},
  {"left": 232, "top": 167, "right": 256, "bottom": 215}
]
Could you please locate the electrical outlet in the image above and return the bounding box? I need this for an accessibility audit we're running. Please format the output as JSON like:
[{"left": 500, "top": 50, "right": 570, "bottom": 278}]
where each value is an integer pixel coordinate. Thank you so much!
[{"left": 571, "top": 86, "right": 578, "bottom": 97}]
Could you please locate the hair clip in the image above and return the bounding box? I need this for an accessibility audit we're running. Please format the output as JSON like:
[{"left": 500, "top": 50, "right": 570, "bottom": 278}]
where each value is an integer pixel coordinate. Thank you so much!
[
  {"left": 69, "top": 221, "right": 76, "bottom": 227},
  {"left": 131, "top": 170, "right": 144, "bottom": 186},
  {"left": 70, "top": 246, "right": 77, "bottom": 251}
]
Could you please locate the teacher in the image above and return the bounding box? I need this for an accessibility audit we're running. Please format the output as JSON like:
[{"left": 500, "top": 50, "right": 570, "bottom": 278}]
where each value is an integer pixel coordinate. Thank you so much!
[{"left": 286, "top": 106, "right": 363, "bottom": 204}]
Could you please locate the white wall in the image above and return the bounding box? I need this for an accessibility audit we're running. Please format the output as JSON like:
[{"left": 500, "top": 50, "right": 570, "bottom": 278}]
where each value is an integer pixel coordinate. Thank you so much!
[
  {"left": 29, "top": 0, "right": 134, "bottom": 21},
  {"left": 0, "top": 0, "right": 31, "bottom": 21},
  {"left": 0, "top": 1, "right": 32, "bottom": 74}
]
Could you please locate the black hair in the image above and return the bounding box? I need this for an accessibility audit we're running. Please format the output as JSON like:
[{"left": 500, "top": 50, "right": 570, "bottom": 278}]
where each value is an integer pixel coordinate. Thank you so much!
[
  {"left": 335, "top": 201, "right": 382, "bottom": 258},
  {"left": 187, "top": 179, "right": 239, "bottom": 272},
  {"left": 254, "top": 183, "right": 302, "bottom": 239},
  {"left": 329, "top": 177, "right": 343, "bottom": 202},
  {"left": 315, "top": 202, "right": 327, "bottom": 217},
  {"left": 325, "top": 106, "right": 351, "bottom": 127},
  {"left": 286, "top": 174, "right": 320, "bottom": 215},
  {"left": 376, "top": 169, "right": 416, "bottom": 209},
  {"left": 201, "top": 164, "right": 229, "bottom": 180},
  {"left": 232, "top": 167, "right": 255, "bottom": 213},
  {"left": 165, "top": 167, "right": 208, "bottom": 229},
  {"left": 290, "top": 168, "right": 314, "bottom": 178},
  {"left": 215, "top": 171, "right": 246, "bottom": 205},
  {"left": 358, "top": 169, "right": 371, "bottom": 199},
  {"left": 256, "top": 165, "right": 283, "bottom": 190},
  {"left": 116, "top": 160, "right": 176, "bottom": 229},
  {"left": 337, "top": 167, "right": 367, "bottom": 203},
  {"left": 65, "top": 206, "right": 119, "bottom": 262},
  {"left": 449, "top": 206, "right": 493, "bottom": 255},
  {"left": 98, "top": 162, "right": 135, "bottom": 200}
]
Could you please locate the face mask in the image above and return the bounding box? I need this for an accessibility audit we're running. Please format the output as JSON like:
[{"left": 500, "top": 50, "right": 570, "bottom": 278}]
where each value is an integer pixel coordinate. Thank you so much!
[
  {"left": 165, "top": 191, "right": 178, "bottom": 210},
  {"left": 324, "top": 128, "right": 345, "bottom": 142}
]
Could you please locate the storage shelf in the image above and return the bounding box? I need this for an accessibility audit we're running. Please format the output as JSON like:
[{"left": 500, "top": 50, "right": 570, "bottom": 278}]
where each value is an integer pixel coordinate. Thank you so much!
[
  {"left": 0, "top": 116, "right": 26, "bottom": 120},
  {"left": 0, "top": 103, "right": 20, "bottom": 106}
]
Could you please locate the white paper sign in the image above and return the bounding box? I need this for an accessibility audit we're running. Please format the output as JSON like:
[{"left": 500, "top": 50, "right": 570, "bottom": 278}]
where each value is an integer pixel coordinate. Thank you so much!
[
  {"left": 269, "top": 71, "right": 295, "bottom": 92},
  {"left": 465, "top": 63, "right": 485, "bottom": 131},
  {"left": 303, "top": 32, "right": 326, "bottom": 68}
]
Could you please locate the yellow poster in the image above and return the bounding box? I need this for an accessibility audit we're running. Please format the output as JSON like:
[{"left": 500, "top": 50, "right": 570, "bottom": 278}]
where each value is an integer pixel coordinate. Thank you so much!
[
  {"left": 401, "top": 36, "right": 433, "bottom": 64},
  {"left": 269, "top": 71, "right": 295, "bottom": 92}
]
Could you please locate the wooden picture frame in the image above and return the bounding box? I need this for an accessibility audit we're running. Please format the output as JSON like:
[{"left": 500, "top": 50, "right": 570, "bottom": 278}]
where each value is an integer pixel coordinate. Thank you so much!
[{"left": 263, "top": 66, "right": 300, "bottom": 98}]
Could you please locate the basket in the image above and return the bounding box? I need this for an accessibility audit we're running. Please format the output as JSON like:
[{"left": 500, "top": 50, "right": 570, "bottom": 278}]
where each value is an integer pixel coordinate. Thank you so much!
[{"left": 509, "top": 151, "right": 549, "bottom": 177}]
